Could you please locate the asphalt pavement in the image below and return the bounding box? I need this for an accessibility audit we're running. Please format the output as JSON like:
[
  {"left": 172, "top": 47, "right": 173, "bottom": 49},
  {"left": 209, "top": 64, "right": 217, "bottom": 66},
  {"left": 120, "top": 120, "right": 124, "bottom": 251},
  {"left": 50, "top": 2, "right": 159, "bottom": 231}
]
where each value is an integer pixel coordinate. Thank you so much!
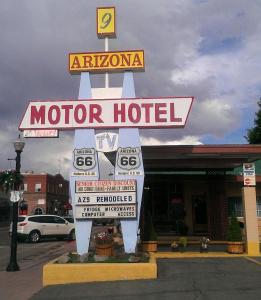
[{"left": 31, "top": 257, "right": 261, "bottom": 300}]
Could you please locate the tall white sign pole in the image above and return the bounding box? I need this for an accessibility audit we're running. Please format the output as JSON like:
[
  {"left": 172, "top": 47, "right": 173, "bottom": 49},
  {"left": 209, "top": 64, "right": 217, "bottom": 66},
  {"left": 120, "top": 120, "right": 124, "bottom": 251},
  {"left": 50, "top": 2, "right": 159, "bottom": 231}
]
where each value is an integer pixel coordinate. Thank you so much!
[
  {"left": 115, "top": 71, "right": 144, "bottom": 253},
  {"left": 69, "top": 72, "right": 99, "bottom": 255}
]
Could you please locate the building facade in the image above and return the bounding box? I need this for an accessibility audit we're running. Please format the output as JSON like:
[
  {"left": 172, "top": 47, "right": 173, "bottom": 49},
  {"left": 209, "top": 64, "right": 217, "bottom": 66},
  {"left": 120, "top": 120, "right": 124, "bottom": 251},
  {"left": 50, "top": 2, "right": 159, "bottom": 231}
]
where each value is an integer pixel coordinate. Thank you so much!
[
  {"left": 22, "top": 172, "right": 69, "bottom": 216},
  {"left": 139, "top": 144, "right": 261, "bottom": 255}
]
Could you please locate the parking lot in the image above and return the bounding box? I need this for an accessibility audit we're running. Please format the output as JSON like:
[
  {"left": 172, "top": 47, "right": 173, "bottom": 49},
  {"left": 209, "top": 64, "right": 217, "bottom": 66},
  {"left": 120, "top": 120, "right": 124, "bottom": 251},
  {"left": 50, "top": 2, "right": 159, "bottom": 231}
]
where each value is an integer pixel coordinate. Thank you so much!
[{"left": 31, "top": 257, "right": 261, "bottom": 300}]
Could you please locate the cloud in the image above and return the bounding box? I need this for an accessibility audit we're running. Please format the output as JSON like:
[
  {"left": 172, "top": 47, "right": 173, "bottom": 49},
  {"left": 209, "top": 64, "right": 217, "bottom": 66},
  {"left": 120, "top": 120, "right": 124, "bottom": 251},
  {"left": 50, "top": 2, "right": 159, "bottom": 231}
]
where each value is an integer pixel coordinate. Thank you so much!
[
  {"left": 141, "top": 135, "right": 203, "bottom": 146},
  {"left": 1, "top": 0, "right": 261, "bottom": 175}
]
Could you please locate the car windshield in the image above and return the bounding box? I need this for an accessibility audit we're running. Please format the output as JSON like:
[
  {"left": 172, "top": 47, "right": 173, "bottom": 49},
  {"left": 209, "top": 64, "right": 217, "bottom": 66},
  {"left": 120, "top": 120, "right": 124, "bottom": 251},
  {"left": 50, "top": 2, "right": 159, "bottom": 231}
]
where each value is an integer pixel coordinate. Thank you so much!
[
  {"left": 64, "top": 217, "right": 74, "bottom": 223},
  {"left": 18, "top": 217, "right": 26, "bottom": 222}
]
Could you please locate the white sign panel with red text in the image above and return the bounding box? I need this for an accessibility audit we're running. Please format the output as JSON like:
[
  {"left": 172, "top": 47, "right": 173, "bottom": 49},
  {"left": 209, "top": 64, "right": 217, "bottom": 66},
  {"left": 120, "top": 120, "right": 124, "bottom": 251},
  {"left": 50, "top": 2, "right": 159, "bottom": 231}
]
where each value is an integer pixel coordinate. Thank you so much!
[
  {"left": 243, "top": 163, "right": 256, "bottom": 186},
  {"left": 19, "top": 97, "right": 194, "bottom": 130},
  {"left": 75, "top": 179, "right": 136, "bottom": 205},
  {"left": 23, "top": 129, "right": 59, "bottom": 138}
]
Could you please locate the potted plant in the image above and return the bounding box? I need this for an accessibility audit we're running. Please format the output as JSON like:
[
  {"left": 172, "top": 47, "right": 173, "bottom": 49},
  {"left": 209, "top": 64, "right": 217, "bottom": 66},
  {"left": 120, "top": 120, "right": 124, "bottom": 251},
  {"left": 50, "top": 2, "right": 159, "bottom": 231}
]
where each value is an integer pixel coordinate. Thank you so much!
[
  {"left": 94, "top": 230, "right": 114, "bottom": 256},
  {"left": 179, "top": 236, "right": 188, "bottom": 252},
  {"left": 141, "top": 213, "right": 158, "bottom": 252},
  {"left": 227, "top": 215, "right": 244, "bottom": 254}
]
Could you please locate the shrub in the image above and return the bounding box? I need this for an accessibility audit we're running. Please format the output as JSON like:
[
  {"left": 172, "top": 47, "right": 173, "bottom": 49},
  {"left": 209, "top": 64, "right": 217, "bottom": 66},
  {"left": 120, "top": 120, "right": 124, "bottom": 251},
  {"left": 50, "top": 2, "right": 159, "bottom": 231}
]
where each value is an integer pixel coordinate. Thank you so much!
[{"left": 227, "top": 215, "right": 242, "bottom": 242}]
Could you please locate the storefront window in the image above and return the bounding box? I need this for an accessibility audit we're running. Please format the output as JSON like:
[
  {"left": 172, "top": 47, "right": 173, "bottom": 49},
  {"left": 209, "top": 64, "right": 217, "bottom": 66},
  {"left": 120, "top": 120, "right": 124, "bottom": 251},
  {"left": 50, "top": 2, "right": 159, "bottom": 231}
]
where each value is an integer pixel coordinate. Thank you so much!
[
  {"left": 228, "top": 197, "right": 243, "bottom": 217},
  {"left": 229, "top": 196, "right": 261, "bottom": 217}
]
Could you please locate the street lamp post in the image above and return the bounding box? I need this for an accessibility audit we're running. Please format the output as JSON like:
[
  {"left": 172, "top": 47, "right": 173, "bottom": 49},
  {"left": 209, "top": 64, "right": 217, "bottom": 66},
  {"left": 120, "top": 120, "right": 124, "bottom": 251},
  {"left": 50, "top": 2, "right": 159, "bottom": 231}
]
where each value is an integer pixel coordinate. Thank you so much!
[{"left": 6, "top": 136, "right": 25, "bottom": 272}]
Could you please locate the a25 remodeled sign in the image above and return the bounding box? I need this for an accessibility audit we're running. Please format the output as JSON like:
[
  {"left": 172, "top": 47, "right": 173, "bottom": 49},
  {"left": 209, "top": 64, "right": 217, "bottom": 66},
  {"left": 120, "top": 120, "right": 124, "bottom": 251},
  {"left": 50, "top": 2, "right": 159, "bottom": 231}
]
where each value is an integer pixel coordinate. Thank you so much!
[
  {"left": 74, "top": 179, "right": 137, "bottom": 219},
  {"left": 19, "top": 97, "right": 194, "bottom": 130}
]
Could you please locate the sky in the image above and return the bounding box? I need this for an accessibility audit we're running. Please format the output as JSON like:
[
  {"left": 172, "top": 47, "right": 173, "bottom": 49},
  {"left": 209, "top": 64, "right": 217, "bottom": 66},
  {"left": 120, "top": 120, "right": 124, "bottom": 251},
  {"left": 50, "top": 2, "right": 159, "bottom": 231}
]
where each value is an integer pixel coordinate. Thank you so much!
[{"left": 0, "top": 0, "right": 261, "bottom": 178}]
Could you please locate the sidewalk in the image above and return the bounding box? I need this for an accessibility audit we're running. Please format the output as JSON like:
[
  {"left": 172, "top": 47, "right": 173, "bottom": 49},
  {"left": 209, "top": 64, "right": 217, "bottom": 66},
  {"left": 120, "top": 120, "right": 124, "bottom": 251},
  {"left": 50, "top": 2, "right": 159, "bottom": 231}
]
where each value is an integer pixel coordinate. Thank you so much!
[{"left": 0, "top": 241, "right": 76, "bottom": 300}]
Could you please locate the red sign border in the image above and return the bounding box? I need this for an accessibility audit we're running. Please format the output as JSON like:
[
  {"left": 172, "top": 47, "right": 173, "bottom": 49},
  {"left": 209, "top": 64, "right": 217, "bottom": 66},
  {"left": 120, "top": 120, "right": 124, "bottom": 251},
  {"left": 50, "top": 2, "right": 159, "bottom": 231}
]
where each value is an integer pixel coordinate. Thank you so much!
[{"left": 19, "top": 96, "right": 194, "bottom": 131}]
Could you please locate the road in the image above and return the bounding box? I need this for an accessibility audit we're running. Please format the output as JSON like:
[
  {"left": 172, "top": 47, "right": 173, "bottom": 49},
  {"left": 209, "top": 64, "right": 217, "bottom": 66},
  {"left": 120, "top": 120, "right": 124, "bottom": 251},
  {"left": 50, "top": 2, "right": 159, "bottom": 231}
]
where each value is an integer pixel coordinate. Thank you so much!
[{"left": 0, "top": 226, "right": 76, "bottom": 300}]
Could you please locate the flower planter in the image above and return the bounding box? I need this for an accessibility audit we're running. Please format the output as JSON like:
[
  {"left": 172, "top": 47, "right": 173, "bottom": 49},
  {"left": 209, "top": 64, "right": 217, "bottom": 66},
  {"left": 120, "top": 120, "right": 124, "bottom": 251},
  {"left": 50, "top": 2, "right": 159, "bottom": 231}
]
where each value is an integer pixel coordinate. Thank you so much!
[
  {"left": 95, "top": 243, "right": 114, "bottom": 256},
  {"left": 227, "top": 242, "right": 244, "bottom": 254},
  {"left": 43, "top": 253, "right": 157, "bottom": 286},
  {"left": 142, "top": 241, "right": 157, "bottom": 252}
]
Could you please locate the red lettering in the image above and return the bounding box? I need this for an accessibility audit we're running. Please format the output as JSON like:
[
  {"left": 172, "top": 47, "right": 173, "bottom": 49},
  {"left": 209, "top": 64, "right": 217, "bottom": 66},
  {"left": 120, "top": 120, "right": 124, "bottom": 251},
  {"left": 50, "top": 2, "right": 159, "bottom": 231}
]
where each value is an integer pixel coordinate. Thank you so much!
[
  {"left": 61, "top": 105, "right": 73, "bottom": 124},
  {"left": 89, "top": 104, "right": 103, "bottom": 123},
  {"left": 100, "top": 54, "right": 109, "bottom": 67},
  {"left": 170, "top": 103, "right": 182, "bottom": 122},
  {"left": 30, "top": 106, "right": 45, "bottom": 125},
  {"left": 74, "top": 104, "right": 87, "bottom": 124},
  {"left": 128, "top": 103, "right": 141, "bottom": 123},
  {"left": 83, "top": 55, "right": 93, "bottom": 68},
  {"left": 48, "top": 105, "right": 60, "bottom": 125},
  {"left": 132, "top": 53, "right": 142, "bottom": 66},
  {"left": 93, "top": 55, "right": 99, "bottom": 68},
  {"left": 155, "top": 103, "right": 167, "bottom": 122},
  {"left": 120, "top": 53, "right": 131, "bottom": 66},
  {"left": 110, "top": 54, "right": 120, "bottom": 67},
  {"left": 141, "top": 103, "right": 153, "bottom": 123},
  {"left": 71, "top": 56, "right": 80, "bottom": 69},
  {"left": 114, "top": 103, "right": 126, "bottom": 123}
]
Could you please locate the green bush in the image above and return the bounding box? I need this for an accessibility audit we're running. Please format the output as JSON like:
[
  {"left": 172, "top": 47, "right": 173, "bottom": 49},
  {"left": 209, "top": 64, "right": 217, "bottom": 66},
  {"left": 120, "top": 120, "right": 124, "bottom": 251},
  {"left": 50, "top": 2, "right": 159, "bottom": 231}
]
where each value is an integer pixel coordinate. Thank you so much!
[{"left": 227, "top": 215, "right": 242, "bottom": 242}]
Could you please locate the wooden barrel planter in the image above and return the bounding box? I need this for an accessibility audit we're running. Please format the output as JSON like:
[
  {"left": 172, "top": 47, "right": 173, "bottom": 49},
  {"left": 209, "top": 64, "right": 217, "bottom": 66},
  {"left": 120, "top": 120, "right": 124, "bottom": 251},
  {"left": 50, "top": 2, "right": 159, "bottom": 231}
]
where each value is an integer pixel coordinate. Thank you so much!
[
  {"left": 227, "top": 242, "right": 244, "bottom": 254},
  {"left": 95, "top": 243, "right": 114, "bottom": 256},
  {"left": 141, "top": 241, "right": 158, "bottom": 252}
]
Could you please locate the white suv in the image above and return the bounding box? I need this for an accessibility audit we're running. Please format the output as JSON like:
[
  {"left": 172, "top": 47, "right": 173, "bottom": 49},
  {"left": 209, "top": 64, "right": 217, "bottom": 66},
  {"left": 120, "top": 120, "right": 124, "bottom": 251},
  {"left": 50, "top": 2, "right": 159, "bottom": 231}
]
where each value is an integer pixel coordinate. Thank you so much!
[{"left": 10, "top": 215, "right": 75, "bottom": 243}]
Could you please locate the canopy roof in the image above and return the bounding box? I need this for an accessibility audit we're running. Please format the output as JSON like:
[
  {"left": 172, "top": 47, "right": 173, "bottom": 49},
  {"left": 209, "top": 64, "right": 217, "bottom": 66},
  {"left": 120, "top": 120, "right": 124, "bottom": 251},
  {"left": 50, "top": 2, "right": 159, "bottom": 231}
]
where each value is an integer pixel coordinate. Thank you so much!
[{"left": 141, "top": 145, "right": 261, "bottom": 171}]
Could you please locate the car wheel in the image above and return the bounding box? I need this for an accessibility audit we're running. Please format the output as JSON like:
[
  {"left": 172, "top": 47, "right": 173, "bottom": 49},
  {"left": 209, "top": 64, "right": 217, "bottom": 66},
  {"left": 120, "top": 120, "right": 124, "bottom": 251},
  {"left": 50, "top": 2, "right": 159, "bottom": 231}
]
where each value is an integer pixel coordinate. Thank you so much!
[
  {"left": 68, "top": 229, "right": 75, "bottom": 241},
  {"left": 28, "top": 230, "right": 41, "bottom": 243}
]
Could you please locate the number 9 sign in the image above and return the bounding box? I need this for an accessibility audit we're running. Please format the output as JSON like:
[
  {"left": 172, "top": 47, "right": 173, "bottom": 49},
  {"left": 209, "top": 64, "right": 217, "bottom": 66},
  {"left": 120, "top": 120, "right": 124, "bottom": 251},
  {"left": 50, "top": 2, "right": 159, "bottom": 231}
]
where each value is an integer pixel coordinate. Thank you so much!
[{"left": 97, "top": 7, "right": 116, "bottom": 38}]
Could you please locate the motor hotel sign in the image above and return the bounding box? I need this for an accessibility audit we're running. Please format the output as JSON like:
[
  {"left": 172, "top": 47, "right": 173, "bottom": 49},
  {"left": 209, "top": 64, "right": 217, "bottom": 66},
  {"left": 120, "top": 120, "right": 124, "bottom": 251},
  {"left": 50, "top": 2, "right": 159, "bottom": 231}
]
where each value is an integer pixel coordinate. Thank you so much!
[{"left": 19, "top": 97, "right": 194, "bottom": 130}]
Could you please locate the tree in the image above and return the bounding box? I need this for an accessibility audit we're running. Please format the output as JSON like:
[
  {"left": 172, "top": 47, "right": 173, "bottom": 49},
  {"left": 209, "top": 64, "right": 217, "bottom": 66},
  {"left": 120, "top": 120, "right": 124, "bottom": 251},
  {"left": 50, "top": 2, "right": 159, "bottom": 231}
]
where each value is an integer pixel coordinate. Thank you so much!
[
  {"left": 246, "top": 99, "right": 261, "bottom": 144},
  {"left": 0, "top": 170, "right": 23, "bottom": 193}
]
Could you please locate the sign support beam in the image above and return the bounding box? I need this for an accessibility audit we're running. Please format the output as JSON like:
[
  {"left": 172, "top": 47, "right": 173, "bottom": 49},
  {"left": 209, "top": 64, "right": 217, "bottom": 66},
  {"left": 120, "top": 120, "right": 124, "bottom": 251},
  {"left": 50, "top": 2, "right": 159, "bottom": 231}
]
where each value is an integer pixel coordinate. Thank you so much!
[
  {"left": 70, "top": 72, "right": 100, "bottom": 255},
  {"left": 115, "top": 71, "right": 144, "bottom": 253}
]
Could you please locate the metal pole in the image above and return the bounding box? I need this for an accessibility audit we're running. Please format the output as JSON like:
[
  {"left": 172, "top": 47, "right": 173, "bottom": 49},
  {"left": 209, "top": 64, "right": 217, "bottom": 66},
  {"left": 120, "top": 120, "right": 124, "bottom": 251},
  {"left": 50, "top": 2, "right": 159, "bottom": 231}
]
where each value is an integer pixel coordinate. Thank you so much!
[
  {"left": 6, "top": 150, "right": 21, "bottom": 272},
  {"left": 105, "top": 37, "right": 109, "bottom": 88}
]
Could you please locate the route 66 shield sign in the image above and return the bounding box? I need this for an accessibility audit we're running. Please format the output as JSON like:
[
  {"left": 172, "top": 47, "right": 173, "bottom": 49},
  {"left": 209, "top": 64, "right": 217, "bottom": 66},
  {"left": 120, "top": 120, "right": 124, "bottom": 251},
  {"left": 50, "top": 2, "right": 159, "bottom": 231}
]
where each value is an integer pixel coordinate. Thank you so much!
[
  {"left": 10, "top": 191, "right": 22, "bottom": 203},
  {"left": 116, "top": 147, "right": 141, "bottom": 170},
  {"left": 73, "top": 148, "right": 96, "bottom": 171}
]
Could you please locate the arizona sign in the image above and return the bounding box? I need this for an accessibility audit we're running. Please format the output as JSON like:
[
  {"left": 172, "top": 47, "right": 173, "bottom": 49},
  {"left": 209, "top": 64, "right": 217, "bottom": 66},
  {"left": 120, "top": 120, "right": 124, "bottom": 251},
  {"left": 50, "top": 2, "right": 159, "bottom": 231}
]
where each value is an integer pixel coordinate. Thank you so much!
[
  {"left": 69, "top": 50, "right": 144, "bottom": 73},
  {"left": 19, "top": 97, "right": 194, "bottom": 130}
]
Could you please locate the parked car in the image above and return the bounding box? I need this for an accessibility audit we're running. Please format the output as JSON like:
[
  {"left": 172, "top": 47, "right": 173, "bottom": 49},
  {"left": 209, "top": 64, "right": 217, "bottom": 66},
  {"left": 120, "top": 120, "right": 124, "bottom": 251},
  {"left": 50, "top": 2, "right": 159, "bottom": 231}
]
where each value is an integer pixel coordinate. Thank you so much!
[
  {"left": 62, "top": 216, "right": 74, "bottom": 223},
  {"left": 9, "top": 215, "right": 75, "bottom": 243}
]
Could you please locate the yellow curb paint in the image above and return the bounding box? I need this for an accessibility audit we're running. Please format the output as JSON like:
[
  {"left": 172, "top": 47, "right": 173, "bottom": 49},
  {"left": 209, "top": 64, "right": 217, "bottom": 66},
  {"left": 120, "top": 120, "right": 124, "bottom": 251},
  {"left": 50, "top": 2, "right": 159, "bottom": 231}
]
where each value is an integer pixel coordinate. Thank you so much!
[
  {"left": 43, "top": 255, "right": 157, "bottom": 286},
  {"left": 246, "top": 242, "right": 260, "bottom": 256},
  {"left": 244, "top": 257, "right": 261, "bottom": 266},
  {"left": 43, "top": 251, "right": 261, "bottom": 286},
  {"left": 154, "top": 252, "right": 261, "bottom": 259}
]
